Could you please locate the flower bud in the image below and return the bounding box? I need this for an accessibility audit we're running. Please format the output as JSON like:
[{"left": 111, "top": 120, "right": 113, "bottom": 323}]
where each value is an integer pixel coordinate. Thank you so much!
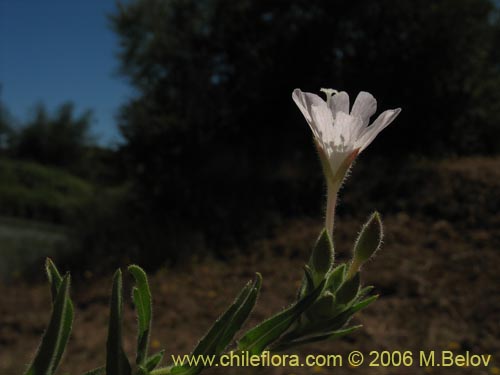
[
  {"left": 354, "top": 212, "right": 383, "bottom": 263},
  {"left": 309, "top": 229, "right": 334, "bottom": 283}
]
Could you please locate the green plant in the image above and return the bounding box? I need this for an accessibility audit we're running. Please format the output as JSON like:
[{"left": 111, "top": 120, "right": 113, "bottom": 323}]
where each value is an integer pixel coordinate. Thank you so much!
[
  {"left": 26, "top": 224, "right": 380, "bottom": 375},
  {"left": 24, "top": 88, "right": 400, "bottom": 374}
]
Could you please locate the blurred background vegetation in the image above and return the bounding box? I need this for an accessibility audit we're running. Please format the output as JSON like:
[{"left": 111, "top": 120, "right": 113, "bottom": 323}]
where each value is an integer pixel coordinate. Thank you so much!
[{"left": 1, "top": 0, "right": 500, "bottom": 279}]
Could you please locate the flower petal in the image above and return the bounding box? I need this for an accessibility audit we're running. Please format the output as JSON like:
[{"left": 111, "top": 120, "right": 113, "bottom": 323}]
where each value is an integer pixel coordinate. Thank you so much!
[
  {"left": 292, "top": 89, "right": 317, "bottom": 123},
  {"left": 330, "top": 91, "right": 350, "bottom": 117},
  {"left": 355, "top": 108, "right": 402, "bottom": 152},
  {"left": 332, "top": 112, "right": 363, "bottom": 147},
  {"left": 351, "top": 91, "right": 377, "bottom": 125},
  {"left": 292, "top": 88, "right": 333, "bottom": 142}
]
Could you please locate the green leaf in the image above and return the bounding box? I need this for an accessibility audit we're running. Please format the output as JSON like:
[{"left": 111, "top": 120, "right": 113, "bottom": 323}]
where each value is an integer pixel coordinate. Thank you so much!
[
  {"left": 272, "top": 325, "right": 362, "bottom": 351},
  {"left": 44, "top": 260, "right": 74, "bottom": 371},
  {"left": 312, "top": 294, "right": 379, "bottom": 334},
  {"left": 82, "top": 367, "right": 105, "bottom": 375},
  {"left": 350, "top": 294, "right": 379, "bottom": 313},
  {"left": 325, "top": 295, "right": 378, "bottom": 332},
  {"left": 325, "top": 264, "right": 346, "bottom": 293},
  {"left": 297, "top": 265, "right": 315, "bottom": 299},
  {"left": 191, "top": 284, "right": 250, "bottom": 357},
  {"left": 290, "top": 293, "right": 378, "bottom": 340},
  {"left": 237, "top": 280, "right": 325, "bottom": 355},
  {"left": 170, "top": 274, "right": 262, "bottom": 375},
  {"left": 215, "top": 273, "right": 262, "bottom": 353},
  {"left": 45, "top": 258, "right": 63, "bottom": 304},
  {"left": 309, "top": 229, "right": 334, "bottom": 283},
  {"left": 143, "top": 351, "right": 165, "bottom": 372},
  {"left": 306, "top": 292, "right": 335, "bottom": 320},
  {"left": 128, "top": 265, "right": 153, "bottom": 365},
  {"left": 106, "top": 269, "right": 131, "bottom": 375},
  {"left": 303, "top": 265, "right": 315, "bottom": 294},
  {"left": 357, "top": 285, "right": 374, "bottom": 299},
  {"left": 24, "top": 274, "right": 73, "bottom": 375},
  {"left": 335, "top": 272, "right": 360, "bottom": 305},
  {"left": 52, "top": 302, "right": 74, "bottom": 374}
]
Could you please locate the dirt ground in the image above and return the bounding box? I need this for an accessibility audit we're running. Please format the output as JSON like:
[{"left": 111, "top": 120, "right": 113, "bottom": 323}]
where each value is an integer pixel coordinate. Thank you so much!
[{"left": 1, "top": 157, "right": 500, "bottom": 374}]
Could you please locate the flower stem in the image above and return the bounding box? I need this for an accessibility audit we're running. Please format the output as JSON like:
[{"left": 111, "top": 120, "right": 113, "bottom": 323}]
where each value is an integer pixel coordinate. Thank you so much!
[
  {"left": 347, "top": 258, "right": 361, "bottom": 279},
  {"left": 325, "top": 182, "right": 339, "bottom": 237}
]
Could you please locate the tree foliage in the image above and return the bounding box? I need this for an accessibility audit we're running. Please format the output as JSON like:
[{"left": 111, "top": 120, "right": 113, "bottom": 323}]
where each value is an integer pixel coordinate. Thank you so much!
[
  {"left": 9, "top": 102, "right": 93, "bottom": 170},
  {"left": 110, "top": 0, "right": 500, "bottom": 248},
  {"left": 0, "top": 102, "right": 16, "bottom": 153}
]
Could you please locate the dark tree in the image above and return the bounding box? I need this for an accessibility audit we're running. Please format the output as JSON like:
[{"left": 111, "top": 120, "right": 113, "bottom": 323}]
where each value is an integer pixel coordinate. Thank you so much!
[
  {"left": 0, "top": 103, "right": 15, "bottom": 153},
  {"left": 10, "top": 102, "right": 93, "bottom": 170},
  {"left": 110, "top": 0, "right": 500, "bottom": 250}
]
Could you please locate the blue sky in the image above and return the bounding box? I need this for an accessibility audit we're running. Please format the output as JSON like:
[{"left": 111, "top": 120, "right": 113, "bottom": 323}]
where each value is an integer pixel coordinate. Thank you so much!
[{"left": 0, "top": 1, "right": 130, "bottom": 146}]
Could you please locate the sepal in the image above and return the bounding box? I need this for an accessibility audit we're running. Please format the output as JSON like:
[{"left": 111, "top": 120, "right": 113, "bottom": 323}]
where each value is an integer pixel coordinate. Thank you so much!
[{"left": 309, "top": 229, "right": 334, "bottom": 284}]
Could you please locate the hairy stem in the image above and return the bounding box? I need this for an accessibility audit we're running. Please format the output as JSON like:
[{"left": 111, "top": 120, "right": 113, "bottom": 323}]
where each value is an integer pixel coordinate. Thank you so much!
[{"left": 325, "top": 182, "right": 339, "bottom": 237}]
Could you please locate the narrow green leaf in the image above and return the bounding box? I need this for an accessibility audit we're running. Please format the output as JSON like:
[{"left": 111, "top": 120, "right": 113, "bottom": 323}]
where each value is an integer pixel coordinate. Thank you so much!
[
  {"left": 271, "top": 325, "right": 362, "bottom": 351},
  {"left": 325, "top": 264, "right": 346, "bottom": 294},
  {"left": 303, "top": 265, "right": 315, "bottom": 294},
  {"left": 306, "top": 292, "right": 335, "bottom": 320},
  {"left": 324, "top": 296, "right": 378, "bottom": 333},
  {"left": 44, "top": 260, "right": 74, "bottom": 371},
  {"left": 171, "top": 275, "right": 262, "bottom": 375},
  {"left": 237, "top": 280, "right": 325, "bottom": 355},
  {"left": 45, "top": 258, "right": 63, "bottom": 304},
  {"left": 170, "top": 364, "right": 198, "bottom": 375},
  {"left": 297, "top": 265, "right": 314, "bottom": 299},
  {"left": 143, "top": 350, "right": 165, "bottom": 372},
  {"left": 106, "top": 269, "right": 131, "bottom": 375},
  {"left": 191, "top": 283, "right": 251, "bottom": 357},
  {"left": 128, "top": 265, "right": 153, "bottom": 365},
  {"left": 351, "top": 294, "right": 379, "bottom": 312},
  {"left": 24, "top": 274, "right": 73, "bottom": 375},
  {"left": 305, "top": 294, "right": 379, "bottom": 336},
  {"left": 215, "top": 273, "right": 262, "bottom": 353},
  {"left": 52, "top": 299, "right": 73, "bottom": 373},
  {"left": 357, "top": 285, "right": 374, "bottom": 299}
]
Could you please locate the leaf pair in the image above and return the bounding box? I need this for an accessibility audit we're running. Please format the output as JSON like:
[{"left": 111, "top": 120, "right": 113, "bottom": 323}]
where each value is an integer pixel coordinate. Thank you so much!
[
  {"left": 82, "top": 265, "right": 159, "bottom": 375},
  {"left": 24, "top": 259, "right": 74, "bottom": 375},
  {"left": 105, "top": 265, "right": 163, "bottom": 375}
]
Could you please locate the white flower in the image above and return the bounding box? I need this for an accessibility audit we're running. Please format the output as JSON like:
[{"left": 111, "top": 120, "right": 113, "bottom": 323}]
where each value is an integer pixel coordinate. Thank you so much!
[
  {"left": 292, "top": 88, "right": 401, "bottom": 235},
  {"left": 292, "top": 88, "right": 401, "bottom": 185}
]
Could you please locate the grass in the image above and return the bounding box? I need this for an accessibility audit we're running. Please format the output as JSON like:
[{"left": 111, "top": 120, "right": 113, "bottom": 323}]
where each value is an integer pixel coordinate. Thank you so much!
[
  {"left": 0, "top": 158, "right": 93, "bottom": 223},
  {"left": 0, "top": 158, "right": 91, "bottom": 280}
]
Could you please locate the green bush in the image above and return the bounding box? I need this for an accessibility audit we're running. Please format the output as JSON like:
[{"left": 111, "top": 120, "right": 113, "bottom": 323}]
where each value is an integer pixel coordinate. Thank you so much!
[{"left": 0, "top": 158, "right": 93, "bottom": 223}]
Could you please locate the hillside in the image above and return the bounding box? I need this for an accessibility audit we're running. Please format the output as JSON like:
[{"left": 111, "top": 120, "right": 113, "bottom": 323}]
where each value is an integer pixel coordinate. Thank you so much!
[{"left": 1, "top": 156, "right": 499, "bottom": 374}]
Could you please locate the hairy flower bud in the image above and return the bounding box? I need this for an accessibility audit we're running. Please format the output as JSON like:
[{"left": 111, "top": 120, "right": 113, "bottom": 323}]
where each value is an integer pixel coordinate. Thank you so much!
[
  {"left": 309, "top": 229, "right": 334, "bottom": 284},
  {"left": 348, "top": 212, "right": 383, "bottom": 278}
]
